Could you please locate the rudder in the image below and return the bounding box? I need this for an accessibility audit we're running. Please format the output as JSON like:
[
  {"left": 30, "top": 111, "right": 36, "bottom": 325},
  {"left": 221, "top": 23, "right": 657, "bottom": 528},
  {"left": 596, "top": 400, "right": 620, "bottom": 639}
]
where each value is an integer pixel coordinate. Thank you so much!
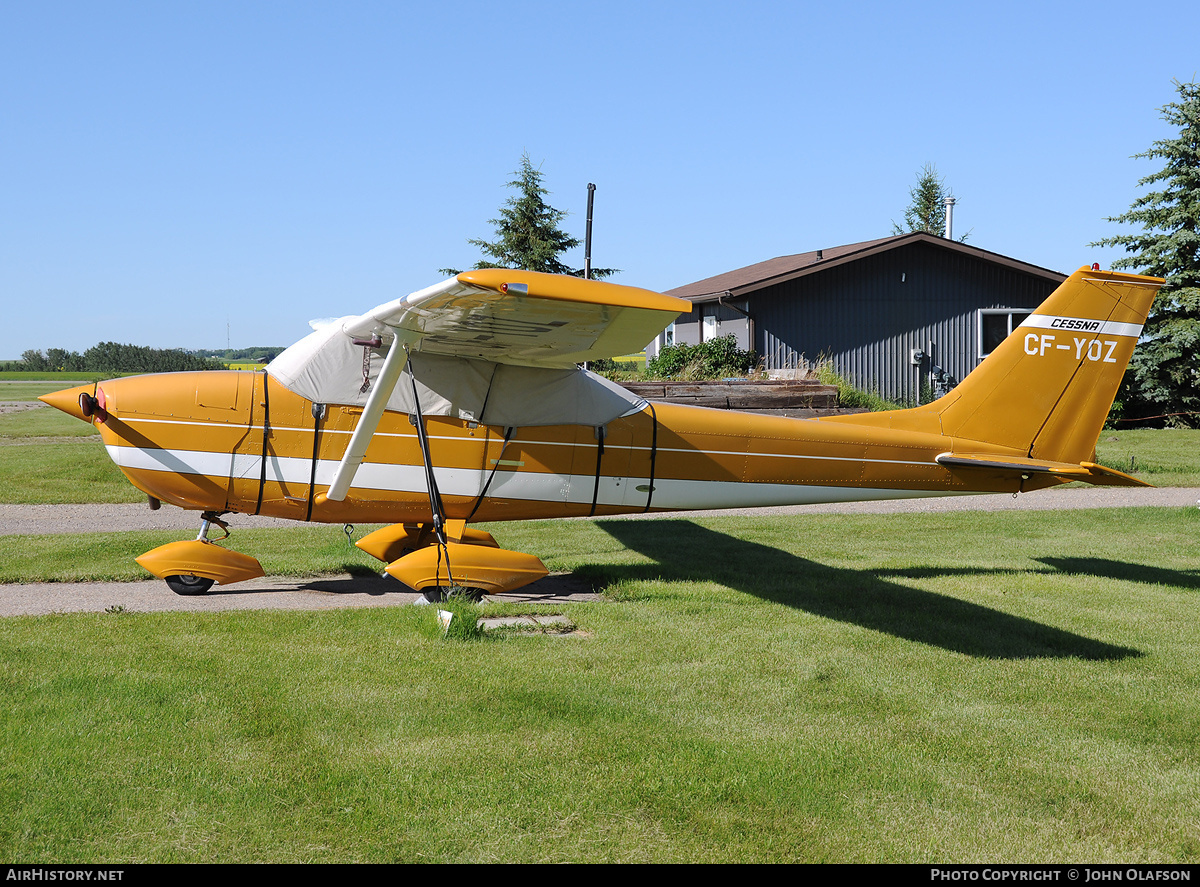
[{"left": 935, "top": 266, "right": 1160, "bottom": 461}]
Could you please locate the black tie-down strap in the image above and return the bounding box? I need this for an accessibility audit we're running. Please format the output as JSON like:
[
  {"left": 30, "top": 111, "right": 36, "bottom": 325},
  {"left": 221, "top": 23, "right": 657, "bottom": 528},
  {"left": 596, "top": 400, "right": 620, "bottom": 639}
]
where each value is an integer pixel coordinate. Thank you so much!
[
  {"left": 588, "top": 425, "right": 606, "bottom": 518},
  {"left": 588, "top": 403, "right": 658, "bottom": 517},
  {"left": 255, "top": 369, "right": 271, "bottom": 515},
  {"left": 643, "top": 402, "right": 658, "bottom": 513},
  {"left": 407, "top": 351, "right": 455, "bottom": 587},
  {"left": 305, "top": 401, "right": 325, "bottom": 522}
]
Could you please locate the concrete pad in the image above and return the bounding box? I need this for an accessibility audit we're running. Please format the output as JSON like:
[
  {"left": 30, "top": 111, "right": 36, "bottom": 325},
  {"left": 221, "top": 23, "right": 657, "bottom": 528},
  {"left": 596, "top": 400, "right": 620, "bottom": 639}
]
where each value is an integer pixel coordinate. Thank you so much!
[
  {"left": 0, "top": 571, "right": 599, "bottom": 618},
  {"left": 479, "top": 614, "right": 575, "bottom": 631}
]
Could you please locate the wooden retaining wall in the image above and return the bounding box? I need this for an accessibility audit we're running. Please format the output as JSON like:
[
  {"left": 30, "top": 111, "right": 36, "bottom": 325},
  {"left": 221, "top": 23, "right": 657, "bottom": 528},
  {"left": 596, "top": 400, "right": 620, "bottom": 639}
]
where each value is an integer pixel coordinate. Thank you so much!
[{"left": 617, "top": 379, "right": 867, "bottom": 419}]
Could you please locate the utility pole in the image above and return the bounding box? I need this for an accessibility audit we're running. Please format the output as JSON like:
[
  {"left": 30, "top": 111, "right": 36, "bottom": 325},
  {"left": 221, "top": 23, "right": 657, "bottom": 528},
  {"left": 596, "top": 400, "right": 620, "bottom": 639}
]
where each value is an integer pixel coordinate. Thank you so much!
[{"left": 584, "top": 183, "right": 596, "bottom": 279}]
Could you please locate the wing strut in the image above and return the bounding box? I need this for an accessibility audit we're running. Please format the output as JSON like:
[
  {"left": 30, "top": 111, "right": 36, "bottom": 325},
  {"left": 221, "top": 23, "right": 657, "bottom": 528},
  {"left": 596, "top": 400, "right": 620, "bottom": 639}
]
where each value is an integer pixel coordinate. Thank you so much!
[{"left": 323, "top": 333, "right": 414, "bottom": 503}]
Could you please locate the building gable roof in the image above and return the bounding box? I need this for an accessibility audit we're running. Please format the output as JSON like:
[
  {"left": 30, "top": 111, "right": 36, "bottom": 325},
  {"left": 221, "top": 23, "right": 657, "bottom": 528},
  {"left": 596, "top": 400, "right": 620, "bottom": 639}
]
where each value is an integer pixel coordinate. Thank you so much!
[{"left": 666, "top": 232, "right": 1067, "bottom": 302}]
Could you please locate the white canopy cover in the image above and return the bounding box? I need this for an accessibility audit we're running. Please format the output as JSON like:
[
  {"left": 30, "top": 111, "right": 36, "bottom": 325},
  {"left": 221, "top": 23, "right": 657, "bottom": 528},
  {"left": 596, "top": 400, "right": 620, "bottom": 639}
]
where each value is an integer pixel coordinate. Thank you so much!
[
  {"left": 265, "top": 271, "right": 685, "bottom": 502},
  {"left": 267, "top": 319, "right": 647, "bottom": 428}
]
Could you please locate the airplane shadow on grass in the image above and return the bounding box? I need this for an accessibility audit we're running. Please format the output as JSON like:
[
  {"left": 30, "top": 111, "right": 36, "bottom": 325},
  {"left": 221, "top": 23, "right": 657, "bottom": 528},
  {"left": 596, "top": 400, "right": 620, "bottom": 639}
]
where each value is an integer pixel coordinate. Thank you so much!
[
  {"left": 870, "top": 559, "right": 1200, "bottom": 591},
  {"left": 202, "top": 567, "right": 395, "bottom": 597},
  {"left": 593, "top": 519, "right": 1142, "bottom": 661}
]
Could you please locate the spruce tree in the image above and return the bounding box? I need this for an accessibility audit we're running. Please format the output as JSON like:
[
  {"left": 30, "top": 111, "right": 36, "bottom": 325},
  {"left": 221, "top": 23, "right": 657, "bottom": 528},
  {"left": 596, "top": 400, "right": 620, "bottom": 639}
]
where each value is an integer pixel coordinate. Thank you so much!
[
  {"left": 441, "top": 153, "right": 614, "bottom": 278},
  {"left": 893, "top": 164, "right": 951, "bottom": 236},
  {"left": 1091, "top": 80, "right": 1200, "bottom": 425}
]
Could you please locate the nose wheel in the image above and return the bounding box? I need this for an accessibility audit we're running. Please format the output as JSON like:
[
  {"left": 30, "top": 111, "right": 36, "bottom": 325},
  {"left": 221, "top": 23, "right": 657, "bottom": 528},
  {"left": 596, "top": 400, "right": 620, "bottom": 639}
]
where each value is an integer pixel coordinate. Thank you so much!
[
  {"left": 165, "top": 574, "right": 215, "bottom": 596},
  {"left": 419, "top": 586, "right": 487, "bottom": 604}
]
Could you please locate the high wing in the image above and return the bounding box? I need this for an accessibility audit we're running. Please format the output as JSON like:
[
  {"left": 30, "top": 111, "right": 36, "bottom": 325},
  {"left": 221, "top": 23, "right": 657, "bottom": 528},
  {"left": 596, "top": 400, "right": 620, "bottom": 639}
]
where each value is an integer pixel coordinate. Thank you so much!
[
  {"left": 303, "top": 270, "right": 690, "bottom": 502},
  {"left": 342, "top": 269, "right": 690, "bottom": 367}
]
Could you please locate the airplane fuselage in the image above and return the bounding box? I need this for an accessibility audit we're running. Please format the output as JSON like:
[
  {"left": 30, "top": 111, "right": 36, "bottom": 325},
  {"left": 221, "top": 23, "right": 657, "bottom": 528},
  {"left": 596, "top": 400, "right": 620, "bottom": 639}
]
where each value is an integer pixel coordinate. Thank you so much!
[{"left": 88, "top": 368, "right": 1044, "bottom": 527}]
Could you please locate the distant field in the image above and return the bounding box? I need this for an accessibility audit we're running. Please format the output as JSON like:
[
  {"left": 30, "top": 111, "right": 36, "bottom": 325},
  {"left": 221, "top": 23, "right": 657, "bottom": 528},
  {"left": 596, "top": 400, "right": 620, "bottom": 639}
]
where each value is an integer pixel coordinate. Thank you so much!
[{"left": 0, "top": 372, "right": 108, "bottom": 382}]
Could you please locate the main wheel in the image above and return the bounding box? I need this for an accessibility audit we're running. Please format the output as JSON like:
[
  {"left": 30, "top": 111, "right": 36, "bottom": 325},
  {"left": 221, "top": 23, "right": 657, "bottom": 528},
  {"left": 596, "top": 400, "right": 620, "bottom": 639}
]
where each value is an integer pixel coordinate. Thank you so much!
[
  {"left": 165, "top": 574, "right": 215, "bottom": 595},
  {"left": 421, "top": 586, "right": 486, "bottom": 603}
]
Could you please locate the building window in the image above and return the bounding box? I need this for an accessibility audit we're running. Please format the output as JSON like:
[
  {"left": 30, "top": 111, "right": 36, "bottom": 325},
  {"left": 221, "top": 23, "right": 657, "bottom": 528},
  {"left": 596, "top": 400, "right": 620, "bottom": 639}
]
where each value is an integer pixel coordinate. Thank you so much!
[
  {"left": 661, "top": 323, "right": 675, "bottom": 349},
  {"left": 701, "top": 306, "right": 718, "bottom": 342},
  {"left": 979, "top": 309, "right": 1033, "bottom": 358}
]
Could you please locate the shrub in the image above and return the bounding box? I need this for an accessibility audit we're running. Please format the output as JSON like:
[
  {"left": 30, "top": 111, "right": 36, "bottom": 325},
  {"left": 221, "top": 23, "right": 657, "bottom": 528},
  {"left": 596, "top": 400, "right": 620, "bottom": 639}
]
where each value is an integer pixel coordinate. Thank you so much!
[{"left": 646, "top": 335, "right": 757, "bottom": 379}]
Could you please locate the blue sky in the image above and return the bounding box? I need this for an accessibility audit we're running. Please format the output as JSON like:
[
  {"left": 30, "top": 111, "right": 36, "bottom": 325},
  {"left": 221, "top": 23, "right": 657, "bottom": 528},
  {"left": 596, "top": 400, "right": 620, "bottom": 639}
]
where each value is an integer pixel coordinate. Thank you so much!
[{"left": 2, "top": 0, "right": 1198, "bottom": 358}]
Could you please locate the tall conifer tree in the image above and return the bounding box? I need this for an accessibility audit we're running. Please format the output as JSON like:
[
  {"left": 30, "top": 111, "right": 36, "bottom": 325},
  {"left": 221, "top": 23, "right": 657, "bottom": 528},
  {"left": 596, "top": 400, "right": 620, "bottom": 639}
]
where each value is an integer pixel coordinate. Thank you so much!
[
  {"left": 1092, "top": 80, "right": 1200, "bottom": 424},
  {"left": 893, "top": 164, "right": 957, "bottom": 237},
  {"left": 442, "top": 153, "right": 613, "bottom": 279}
]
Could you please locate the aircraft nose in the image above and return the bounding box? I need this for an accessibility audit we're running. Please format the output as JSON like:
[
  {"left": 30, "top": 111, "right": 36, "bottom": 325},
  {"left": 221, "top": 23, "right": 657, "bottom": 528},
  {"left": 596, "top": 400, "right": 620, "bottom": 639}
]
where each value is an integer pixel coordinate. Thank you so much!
[{"left": 38, "top": 384, "right": 101, "bottom": 423}]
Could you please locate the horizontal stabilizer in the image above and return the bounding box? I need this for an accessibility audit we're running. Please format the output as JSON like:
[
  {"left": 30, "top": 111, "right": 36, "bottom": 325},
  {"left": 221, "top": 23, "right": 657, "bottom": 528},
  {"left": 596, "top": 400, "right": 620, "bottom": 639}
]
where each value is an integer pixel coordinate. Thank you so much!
[{"left": 936, "top": 453, "right": 1150, "bottom": 487}]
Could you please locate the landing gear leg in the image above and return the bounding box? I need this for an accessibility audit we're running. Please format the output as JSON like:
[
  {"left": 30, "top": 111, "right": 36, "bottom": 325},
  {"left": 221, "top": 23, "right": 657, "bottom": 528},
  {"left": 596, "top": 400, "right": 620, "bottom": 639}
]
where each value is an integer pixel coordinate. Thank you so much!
[{"left": 196, "top": 511, "right": 230, "bottom": 543}]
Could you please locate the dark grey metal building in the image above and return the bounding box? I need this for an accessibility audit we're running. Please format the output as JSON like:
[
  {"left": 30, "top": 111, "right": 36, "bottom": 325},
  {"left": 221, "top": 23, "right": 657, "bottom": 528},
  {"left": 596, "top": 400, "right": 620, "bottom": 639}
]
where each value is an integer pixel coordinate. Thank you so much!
[{"left": 653, "top": 233, "right": 1068, "bottom": 404}]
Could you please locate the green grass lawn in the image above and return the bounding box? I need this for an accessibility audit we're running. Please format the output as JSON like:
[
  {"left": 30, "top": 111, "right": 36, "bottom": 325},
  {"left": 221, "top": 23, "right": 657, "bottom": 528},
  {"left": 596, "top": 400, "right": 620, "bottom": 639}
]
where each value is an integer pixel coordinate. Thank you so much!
[
  {"left": 0, "top": 405, "right": 104, "bottom": 438},
  {"left": 2, "top": 508, "right": 1200, "bottom": 861},
  {"left": 1093, "top": 428, "right": 1200, "bottom": 483},
  {"left": 0, "top": 438, "right": 144, "bottom": 504},
  {"left": 0, "top": 381, "right": 93, "bottom": 402},
  {"left": 5, "top": 381, "right": 1200, "bottom": 860},
  {"left": 0, "top": 405, "right": 140, "bottom": 503}
]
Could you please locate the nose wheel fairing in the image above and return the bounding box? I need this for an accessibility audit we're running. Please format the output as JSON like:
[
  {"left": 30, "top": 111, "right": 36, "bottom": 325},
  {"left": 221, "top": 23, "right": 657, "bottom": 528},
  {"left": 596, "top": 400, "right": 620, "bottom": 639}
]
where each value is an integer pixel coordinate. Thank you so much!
[{"left": 135, "top": 539, "right": 265, "bottom": 589}]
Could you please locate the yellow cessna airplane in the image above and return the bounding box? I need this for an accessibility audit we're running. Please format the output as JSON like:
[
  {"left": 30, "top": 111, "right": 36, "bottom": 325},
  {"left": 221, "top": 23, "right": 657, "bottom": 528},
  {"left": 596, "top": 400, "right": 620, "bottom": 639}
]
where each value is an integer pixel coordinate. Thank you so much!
[{"left": 41, "top": 265, "right": 1161, "bottom": 599}]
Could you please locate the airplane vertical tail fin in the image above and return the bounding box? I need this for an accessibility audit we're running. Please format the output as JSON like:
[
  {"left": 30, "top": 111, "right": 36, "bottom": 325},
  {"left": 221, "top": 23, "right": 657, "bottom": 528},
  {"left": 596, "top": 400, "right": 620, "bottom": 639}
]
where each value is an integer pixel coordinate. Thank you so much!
[
  {"left": 934, "top": 267, "right": 1159, "bottom": 462},
  {"left": 823, "top": 267, "right": 1162, "bottom": 464}
]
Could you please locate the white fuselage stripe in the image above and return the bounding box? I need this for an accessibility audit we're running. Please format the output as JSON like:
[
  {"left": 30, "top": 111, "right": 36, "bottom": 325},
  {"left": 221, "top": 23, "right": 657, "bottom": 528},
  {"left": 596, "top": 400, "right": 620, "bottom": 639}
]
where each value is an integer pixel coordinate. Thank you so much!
[
  {"left": 106, "top": 444, "right": 956, "bottom": 511},
  {"left": 118, "top": 418, "right": 938, "bottom": 469}
]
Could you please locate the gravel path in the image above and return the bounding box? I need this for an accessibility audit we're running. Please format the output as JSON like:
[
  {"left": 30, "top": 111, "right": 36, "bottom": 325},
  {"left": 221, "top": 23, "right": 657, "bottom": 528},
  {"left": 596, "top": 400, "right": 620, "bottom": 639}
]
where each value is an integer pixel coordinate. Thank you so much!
[
  {"left": 0, "top": 502, "right": 302, "bottom": 536},
  {"left": 0, "top": 573, "right": 599, "bottom": 617},
  {"left": 2, "top": 486, "right": 1196, "bottom": 537}
]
